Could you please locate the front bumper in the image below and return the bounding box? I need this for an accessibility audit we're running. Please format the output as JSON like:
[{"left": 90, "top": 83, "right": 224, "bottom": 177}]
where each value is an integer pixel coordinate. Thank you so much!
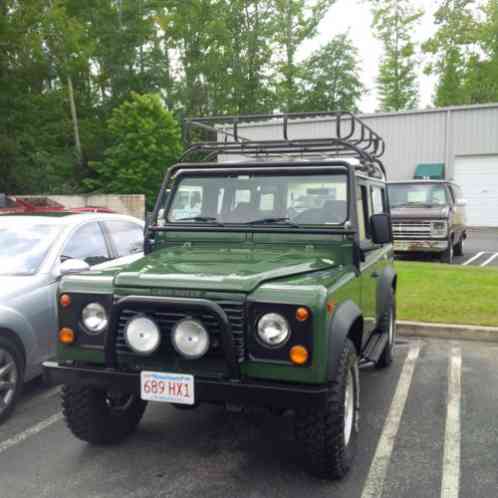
[
  {"left": 43, "top": 361, "right": 328, "bottom": 409},
  {"left": 393, "top": 239, "right": 448, "bottom": 253}
]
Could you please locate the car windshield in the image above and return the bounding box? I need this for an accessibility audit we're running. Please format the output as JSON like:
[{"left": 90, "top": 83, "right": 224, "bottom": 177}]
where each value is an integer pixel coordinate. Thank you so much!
[
  {"left": 388, "top": 183, "right": 448, "bottom": 208},
  {"left": 162, "top": 173, "right": 348, "bottom": 226},
  {"left": 0, "top": 220, "right": 62, "bottom": 275}
]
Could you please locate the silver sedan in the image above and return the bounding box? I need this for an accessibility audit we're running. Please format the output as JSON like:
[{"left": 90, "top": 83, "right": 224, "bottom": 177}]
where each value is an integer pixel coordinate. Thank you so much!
[{"left": 0, "top": 213, "right": 144, "bottom": 423}]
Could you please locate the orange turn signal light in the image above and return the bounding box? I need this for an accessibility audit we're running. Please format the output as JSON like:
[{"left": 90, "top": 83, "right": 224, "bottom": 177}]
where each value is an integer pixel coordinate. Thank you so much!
[
  {"left": 296, "top": 307, "right": 310, "bottom": 322},
  {"left": 59, "top": 328, "right": 75, "bottom": 345},
  {"left": 290, "top": 345, "right": 309, "bottom": 365},
  {"left": 59, "top": 294, "right": 71, "bottom": 308}
]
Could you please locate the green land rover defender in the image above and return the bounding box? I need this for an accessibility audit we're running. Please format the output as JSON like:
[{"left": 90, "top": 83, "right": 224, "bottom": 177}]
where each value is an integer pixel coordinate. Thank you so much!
[{"left": 44, "top": 112, "right": 397, "bottom": 479}]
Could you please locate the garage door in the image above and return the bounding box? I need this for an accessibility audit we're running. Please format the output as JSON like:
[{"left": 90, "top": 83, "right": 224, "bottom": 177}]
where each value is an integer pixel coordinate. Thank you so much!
[{"left": 454, "top": 155, "right": 498, "bottom": 227}]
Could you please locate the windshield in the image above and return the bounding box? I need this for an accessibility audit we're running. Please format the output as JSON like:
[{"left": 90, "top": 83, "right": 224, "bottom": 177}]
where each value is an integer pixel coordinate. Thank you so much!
[
  {"left": 388, "top": 183, "right": 449, "bottom": 208},
  {"left": 0, "top": 221, "right": 62, "bottom": 275},
  {"left": 162, "top": 173, "right": 348, "bottom": 226}
]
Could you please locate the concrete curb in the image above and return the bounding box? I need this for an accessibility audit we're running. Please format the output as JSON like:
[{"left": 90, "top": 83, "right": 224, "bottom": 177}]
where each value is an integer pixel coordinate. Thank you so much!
[{"left": 398, "top": 320, "right": 498, "bottom": 343}]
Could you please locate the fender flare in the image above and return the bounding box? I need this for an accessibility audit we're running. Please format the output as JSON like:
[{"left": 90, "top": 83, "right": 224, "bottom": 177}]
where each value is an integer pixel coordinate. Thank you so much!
[
  {"left": 376, "top": 266, "right": 397, "bottom": 322},
  {"left": 327, "top": 300, "right": 363, "bottom": 381}
]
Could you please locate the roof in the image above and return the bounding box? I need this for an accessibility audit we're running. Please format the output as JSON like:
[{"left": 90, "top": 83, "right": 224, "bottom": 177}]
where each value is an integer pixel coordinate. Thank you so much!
[{"left": 0, "top": 213, "right": 144, "bottom": 226}]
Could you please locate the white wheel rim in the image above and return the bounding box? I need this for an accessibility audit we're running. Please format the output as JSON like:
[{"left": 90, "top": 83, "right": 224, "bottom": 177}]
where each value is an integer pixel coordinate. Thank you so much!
[
  {"left": 0, "top": 348, "right": 18, "bottom": 416},
  {"left": 344, "top": 369, "right": 354, "bottom": 446}
]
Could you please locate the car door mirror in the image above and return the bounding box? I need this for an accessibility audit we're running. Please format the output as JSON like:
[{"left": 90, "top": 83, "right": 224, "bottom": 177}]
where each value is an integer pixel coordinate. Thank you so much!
[
  {"left": 371, "top": 213, "right": 392, "bottom": 245},
  {"left": 59, "top": 258, "right": 91, "bottom": 277}
]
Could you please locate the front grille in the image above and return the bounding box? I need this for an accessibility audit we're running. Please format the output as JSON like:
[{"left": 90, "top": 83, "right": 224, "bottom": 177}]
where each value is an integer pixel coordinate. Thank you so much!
[
  {"left": 114, "top": 299, "right": 246, "bottom": 368},
  {"left": 392, "top": 220, "right": 432, "bottom": 239}
]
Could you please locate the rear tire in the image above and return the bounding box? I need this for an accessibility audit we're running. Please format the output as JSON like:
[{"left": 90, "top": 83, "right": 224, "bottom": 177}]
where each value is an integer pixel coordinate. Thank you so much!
[
  {"left": 376, "top": 294, "right": 396, "bottom": 369},
  {"left": 454, "top": 236, "right": 464, "bottom": 257},
  {"left": 61, "top": 385, "right": 147, "bottom": 444},
  {"left": 0, "top": 337, "right": 24, "bottom": 425},
  {"left": 295, "top": 339, "right": 359, "bottom": 480}
]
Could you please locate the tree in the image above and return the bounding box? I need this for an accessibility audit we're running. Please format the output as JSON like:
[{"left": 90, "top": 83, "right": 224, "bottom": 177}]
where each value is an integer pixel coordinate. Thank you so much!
[
  {"left": 369, "top": 0, "right": 423, "bottom": 111},
  {"left": 423, "top": 0, "right": 477, "bottom": 107},
  {"left": 295, "top": 34, "right": 363, "bottom": 112},
  {"left": 85, "top": 93, "right": 183, "bottom": 208},
  {"left": 272, "top": 0, "right": 335, "bottom": 112}
]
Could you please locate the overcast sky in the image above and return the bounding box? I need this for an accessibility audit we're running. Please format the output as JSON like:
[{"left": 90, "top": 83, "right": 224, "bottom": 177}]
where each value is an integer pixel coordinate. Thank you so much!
[{"left": 298, "top": 0, "right": 440, "bottom": 113}]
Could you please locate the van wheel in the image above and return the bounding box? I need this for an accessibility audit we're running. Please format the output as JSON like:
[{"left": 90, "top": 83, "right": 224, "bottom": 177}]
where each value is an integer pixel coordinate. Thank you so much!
[
  {"left": 0, "top": 337, "right": 24, "bottom": 424},
  {"left": 61, "top": 385, "right": 147, "bottom": 444},
  {"left": 454, "top": 237, "right": 464, "bottom": 257},
  {"left": 295, "top": 339, "right": 359, "bottom": 480},
  {"left": 441, "top": 239, "right": 454, "bottom": 264}
]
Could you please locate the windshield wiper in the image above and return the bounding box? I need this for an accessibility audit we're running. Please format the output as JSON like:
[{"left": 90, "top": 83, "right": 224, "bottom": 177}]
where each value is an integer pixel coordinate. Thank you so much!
[
  {"left": 175, "top": 216, "right": 222, "bottom": 224},
  {"left": 246, "top": 217, "right": 298, "bottom": 227}
]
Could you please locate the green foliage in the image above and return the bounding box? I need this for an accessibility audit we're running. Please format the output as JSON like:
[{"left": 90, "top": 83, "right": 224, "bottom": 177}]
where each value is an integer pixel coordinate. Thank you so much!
[
  {"left": 423, "top": 0, "right": 477, "bottom": 107},
  {"left": 369, "top": 0, "right": 423, "bottom": 111},
  {"left": 273, "top": 0, "right": 336, "bottom": 112},
  {"left": 85, "top": 93, "right": 182, "bottom": 209},
  {"left": 294, "top": 34, "right": 363, "bottom": 112}
]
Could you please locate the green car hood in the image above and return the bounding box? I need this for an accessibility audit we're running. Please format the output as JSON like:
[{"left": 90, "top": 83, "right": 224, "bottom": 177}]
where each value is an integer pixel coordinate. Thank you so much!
[{"left": 114, "top": 245, "right": 339, "bottom": 293}]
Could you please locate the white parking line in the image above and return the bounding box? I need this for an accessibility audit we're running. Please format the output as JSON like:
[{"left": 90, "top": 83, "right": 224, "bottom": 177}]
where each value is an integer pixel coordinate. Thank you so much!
[
  {"left": 480, "top": 252, "right": 498, "bottom": 267},
  {"left": 462, "top": 251, "right": 485, "bottom": 266},
  {"left": 441, "top": 347, "right": 462, "bottom": 498},
  {"left": 361, "top": 344, "right": 421, "bottom": 498},
  {"left": 0, "top": 412, "right": 63, "bottom": 456}
]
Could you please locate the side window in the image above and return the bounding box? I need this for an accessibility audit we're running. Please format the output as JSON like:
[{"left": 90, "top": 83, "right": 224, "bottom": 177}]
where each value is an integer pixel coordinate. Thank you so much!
[
  {"left": 104, "top": 221, "right": 144, "bottom": 257},
  {"left": 371, "top": 186, "right": 386, "bottom": 214},
  {"left": 63, "top": 222, "right": 110, "bottom": 265},
  {"left": 233, "top": 189, "right": 251, "bottom": 208},
  {"left": 358, "top": 185, "right": 371, "bottom": 240}
]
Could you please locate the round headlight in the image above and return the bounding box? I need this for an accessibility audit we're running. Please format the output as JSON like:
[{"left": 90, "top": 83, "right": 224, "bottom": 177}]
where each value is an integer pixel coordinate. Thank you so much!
[
  {"left": 125, "top": 315, "right": 161, "bottom": 355},
  {"left": 81, "top": 303, "right": 108, "bottom": 334},
  {"left": 172, "top": 319, "right": 209, "bottom": 359},
  {"left": 257, "top": 313, "right": 290, "bottom": 347}
]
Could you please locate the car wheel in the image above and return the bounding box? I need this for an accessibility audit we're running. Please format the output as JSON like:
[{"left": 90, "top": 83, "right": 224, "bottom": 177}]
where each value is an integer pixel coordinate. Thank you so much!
[
  {"left": 0, "top": 337, "right": 24, "bottom": 424},
  {"left": 376, "top": 293, "right": 396, "bottom": 369},
  {"left": 295, "top": 339, "right": 359, "bottom": 480},
  {"left": 61, "top": 385, "right": 147, "bottom": 444},
  {"left": 454, "top": 236, "right": 464, "bottom": 257},
  {"left": 441, "top": 238, "right": 454, "bottom": 264}
]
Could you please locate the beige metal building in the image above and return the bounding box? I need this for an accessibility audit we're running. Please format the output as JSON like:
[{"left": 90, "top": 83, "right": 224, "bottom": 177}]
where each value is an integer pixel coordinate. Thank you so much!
[{"left": 233, "top": 104, "right": 498, "bottom": 227}]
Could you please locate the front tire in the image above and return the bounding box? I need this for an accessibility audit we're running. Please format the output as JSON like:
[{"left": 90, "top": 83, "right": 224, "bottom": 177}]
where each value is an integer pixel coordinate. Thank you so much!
[
  {"left": 0, "top": 337, "right": 24, "bottom": 424},
  {"left": 61, "top": 385, "right": 147, "bottom": 444},
  {"left": 295, "top": 339, "right": 359, "bottom": 480},
  {"left": 441, "top": 238, "right": 454, "bottom": 264}
]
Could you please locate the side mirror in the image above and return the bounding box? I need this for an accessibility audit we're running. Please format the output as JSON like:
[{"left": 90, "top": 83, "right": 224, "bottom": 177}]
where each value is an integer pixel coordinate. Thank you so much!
[
  {"left": 371, "top": 213, "right": 392, "bottom": 245},
  {"left": 59, "top": 258, "right": 90, "bottom": 277},
  {"left": 456, "top": 199, "right": 467, "bottom": 207}
]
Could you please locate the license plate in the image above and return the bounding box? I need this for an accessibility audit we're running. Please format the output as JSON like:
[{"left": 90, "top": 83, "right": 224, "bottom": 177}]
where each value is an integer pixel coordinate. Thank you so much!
[{"left": 140, "top": 371, "right": 195, "bottom": 405}]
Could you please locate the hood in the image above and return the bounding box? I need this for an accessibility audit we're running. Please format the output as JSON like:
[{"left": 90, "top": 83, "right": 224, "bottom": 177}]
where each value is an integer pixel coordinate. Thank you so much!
[
  {"left": 390, "top": 205, "right": 449, "bottom": 220},
  {"left": 0, "top": 274, "right": 49, "bottom": 303},
  {"left": 114, "top": 245, "right": 339, "bottom": 293}
]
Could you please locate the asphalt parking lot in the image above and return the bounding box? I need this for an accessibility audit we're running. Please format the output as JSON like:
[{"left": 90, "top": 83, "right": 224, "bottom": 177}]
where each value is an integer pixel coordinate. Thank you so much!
[{"left": 0, "top": 337, "right": 496, "bottom": 498}]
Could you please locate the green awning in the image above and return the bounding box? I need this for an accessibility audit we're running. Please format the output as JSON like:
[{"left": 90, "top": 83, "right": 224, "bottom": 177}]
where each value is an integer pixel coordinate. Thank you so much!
[{"left": 414, "top": 163, "right": 445, "bottom": 180}]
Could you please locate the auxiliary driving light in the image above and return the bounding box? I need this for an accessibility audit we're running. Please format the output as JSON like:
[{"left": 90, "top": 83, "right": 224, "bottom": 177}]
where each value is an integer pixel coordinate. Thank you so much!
[
  {"left": 125, "top": 315, "right": 161, "bottom": 355},
  {"left": 59, "top": 327, "right": 75, "bottom": 345},
  {"left": 290, "top": 345, "right": 309, "bottom": 365},
  {"left": 172, "top": 319, "right": 210, "bottom": 359},
  {"left": 257, "top": 313, "right": 290, "bottom": 347}
]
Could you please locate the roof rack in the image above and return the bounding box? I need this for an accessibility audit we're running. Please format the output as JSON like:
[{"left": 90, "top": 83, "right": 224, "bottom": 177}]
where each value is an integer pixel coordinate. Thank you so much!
[{"left": 182, "top": 111, "right": 386, "bottom": 178}]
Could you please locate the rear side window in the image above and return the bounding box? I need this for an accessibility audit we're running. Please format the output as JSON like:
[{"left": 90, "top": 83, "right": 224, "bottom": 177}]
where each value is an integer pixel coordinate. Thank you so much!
[
  {"left": 104, "top": 221, "right": 144, "bottom": 257},
  {"left": 63, "top": 222, "right": 110, "bottom": 265}
]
